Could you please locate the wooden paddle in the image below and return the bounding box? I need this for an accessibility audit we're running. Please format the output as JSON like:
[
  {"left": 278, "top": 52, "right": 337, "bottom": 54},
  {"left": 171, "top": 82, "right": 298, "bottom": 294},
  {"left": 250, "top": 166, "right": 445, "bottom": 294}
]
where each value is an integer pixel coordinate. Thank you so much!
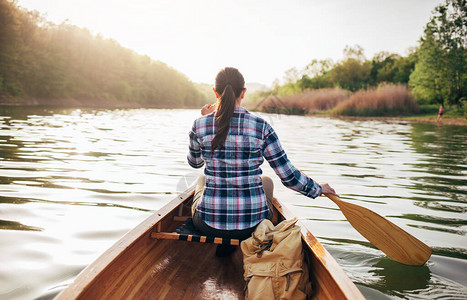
[{"left": 324, "top": 194, "right": 432, "bottom": 266}]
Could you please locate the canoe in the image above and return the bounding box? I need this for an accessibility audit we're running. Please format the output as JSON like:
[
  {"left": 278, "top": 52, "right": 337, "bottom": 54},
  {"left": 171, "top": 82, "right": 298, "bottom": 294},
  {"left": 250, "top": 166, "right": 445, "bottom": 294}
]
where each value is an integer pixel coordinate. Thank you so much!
[{"left": 55, "top": 186, "right": 365, "bottom": 299}]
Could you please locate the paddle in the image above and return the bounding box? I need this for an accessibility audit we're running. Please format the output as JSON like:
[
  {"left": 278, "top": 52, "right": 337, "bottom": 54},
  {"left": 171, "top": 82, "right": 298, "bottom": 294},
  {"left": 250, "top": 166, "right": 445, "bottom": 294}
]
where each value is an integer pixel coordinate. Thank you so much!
[{"left": 324, "top": 194, "right": 432, "bottom": 266}]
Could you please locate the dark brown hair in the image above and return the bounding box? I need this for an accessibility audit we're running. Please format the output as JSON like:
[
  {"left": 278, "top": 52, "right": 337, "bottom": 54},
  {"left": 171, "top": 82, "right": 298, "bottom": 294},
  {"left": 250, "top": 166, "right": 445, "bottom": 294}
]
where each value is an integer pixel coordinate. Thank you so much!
[{"left": 211, "top": 67, "right": 245, "bottom": 151}]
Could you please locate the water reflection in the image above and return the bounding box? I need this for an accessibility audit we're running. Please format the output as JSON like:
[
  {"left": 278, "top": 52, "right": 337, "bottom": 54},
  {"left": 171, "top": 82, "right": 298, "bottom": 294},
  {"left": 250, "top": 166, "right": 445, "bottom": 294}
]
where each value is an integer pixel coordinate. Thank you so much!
[
  {"left": 393, "top": 213, "right": 467, "bottom": 227},
  {"left": 409, "top": 124, "right": 467, "bottom": 200},
  {"left": 370, "top": 257, "right": 431, "bottom": 292},
  {"left": 413, "top": 199, "right": 466, "bottom": 213},
  {"left": 0, "top": 220, "right": 43, "bottom": 231},
  {"left": 0, "top": 195, "right": 155, "bottom": 212}
]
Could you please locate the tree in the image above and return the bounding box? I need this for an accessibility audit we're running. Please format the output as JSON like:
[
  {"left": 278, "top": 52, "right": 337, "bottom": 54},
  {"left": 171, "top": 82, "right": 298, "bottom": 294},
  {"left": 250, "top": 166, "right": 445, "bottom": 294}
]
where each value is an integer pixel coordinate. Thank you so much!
[
  {"left": 303, "top": 59, "right": 334, "bottom": 79},
  {"left": 295, "top": 59, "right": 334, "bottom": 90},
  {"left": 0, "top": 0, "right": 208, "bottom": 107},
  {"left": 0, "top": 0, "right": 23, "bottom": 96},
  {"left": 329, "top": 45, "right": 371, "bottom": 91},
  {"left": 409, "top": 0, "right": 467, "bottom": 106},
  {"left": 392, "top": 49, "right": 417, "bottom": 84},
  {"left": 409, "top": 29, "right": 446, "bottom": 104}
]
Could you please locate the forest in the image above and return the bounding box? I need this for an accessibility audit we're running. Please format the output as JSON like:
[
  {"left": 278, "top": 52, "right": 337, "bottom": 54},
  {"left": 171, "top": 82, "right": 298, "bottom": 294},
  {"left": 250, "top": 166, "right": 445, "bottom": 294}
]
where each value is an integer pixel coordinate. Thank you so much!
[
  {"left": 0, "top": 0, "right": 208, "bottom": 107},
  {"left": 1, "top": 0, "right": 465, "bottom": 115},
  {"left": 248, "top": 0, "right": 466, "bottom": 117}
]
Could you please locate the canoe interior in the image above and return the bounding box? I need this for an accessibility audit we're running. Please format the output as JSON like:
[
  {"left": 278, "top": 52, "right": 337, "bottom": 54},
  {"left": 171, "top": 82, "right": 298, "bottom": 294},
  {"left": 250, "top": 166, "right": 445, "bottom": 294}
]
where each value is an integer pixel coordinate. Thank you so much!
[
  {"left": 81, "top": 240, "right": 245, "bottom": 299},
  {"left": 56, "top": 186, "right": 364, "bottom": 300}
]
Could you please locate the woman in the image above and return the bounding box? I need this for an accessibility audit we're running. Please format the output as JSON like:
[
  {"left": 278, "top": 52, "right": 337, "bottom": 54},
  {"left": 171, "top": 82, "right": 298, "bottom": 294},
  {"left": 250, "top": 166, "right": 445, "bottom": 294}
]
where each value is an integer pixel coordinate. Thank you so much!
[{"left": 187, "top": 67, "right": 337, "bottom": 252}]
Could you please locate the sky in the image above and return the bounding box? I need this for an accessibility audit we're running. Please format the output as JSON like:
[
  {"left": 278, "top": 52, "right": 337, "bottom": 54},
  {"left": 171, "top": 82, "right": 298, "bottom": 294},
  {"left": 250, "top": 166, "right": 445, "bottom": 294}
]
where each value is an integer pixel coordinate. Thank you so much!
[{"left": 18, "top": 0, "right": 443, "bottom": 86}]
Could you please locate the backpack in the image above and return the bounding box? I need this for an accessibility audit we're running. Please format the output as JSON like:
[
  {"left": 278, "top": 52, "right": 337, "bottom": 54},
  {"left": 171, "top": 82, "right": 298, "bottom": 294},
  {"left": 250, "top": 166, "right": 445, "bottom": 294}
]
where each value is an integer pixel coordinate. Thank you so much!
[{"left": 240, "top": 217, "right": 313, "bottom": 300}]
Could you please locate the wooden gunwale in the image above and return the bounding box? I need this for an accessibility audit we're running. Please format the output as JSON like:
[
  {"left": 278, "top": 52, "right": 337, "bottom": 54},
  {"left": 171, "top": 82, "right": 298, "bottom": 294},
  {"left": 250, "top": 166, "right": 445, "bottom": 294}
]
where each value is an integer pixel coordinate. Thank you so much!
[{"left": 55, "top": 186, "right": 365, "bottom": 299}]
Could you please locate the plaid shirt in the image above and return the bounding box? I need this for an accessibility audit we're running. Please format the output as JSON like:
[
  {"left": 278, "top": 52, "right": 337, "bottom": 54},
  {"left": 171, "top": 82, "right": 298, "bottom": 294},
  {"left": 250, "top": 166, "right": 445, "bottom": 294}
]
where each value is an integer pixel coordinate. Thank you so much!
[{"left": 188, "top": 107, "right": 322, "bottom": 230}]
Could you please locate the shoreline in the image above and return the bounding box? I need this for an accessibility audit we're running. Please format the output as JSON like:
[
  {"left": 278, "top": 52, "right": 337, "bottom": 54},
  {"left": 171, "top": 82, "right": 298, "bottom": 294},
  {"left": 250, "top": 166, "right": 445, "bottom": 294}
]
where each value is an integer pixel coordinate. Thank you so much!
[
  {"left": 251, "top": 108, "right": 467, "bottom": 126},
  {"left": 1, "top": 102, "right": 466, "bottom": 126},
  {"left": 0, "top": 98, "right": 205, "bottom": 110},
  {"left": 329, "top": 115, "right": 467, "bottom": 126}
]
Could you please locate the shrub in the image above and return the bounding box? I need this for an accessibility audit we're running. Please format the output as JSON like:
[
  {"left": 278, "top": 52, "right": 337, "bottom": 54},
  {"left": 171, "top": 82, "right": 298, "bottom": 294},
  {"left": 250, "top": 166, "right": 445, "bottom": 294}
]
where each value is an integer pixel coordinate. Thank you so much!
[
  {"left": 258, "top": 88, "right": 351, "bottom": 114},
  {"left": 333, "top": 84, "right": 419, "bottom": 116}
]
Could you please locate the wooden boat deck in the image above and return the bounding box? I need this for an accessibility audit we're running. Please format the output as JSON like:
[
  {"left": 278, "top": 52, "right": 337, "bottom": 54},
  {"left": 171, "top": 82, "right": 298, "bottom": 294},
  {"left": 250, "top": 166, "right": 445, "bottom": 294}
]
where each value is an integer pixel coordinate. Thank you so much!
[
  {"left": 56, "top": 186, "right": 365, "bottom": 299},
  {"left": 104, "top": 240, "right": 245, "bottom": 300}
]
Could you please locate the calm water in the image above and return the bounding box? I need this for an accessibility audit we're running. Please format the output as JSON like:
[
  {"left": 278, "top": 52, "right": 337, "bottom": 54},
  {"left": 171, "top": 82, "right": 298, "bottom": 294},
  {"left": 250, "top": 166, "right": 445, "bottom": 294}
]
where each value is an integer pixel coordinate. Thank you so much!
[{"left": 0, "top": 106, "right": 466, "bottom": 300}]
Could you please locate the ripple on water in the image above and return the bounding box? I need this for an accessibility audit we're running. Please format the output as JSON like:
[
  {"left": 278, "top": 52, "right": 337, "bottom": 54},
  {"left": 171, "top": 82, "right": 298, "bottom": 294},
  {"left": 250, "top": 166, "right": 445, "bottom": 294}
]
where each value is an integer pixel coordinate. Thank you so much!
[{"left": 0, "top": 108, "right": 466, "bottom": 300}]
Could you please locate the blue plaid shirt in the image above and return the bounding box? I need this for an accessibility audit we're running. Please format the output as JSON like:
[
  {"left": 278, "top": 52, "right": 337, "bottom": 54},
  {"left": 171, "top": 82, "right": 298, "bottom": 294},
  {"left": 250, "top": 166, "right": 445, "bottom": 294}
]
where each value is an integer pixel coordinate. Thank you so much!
[{"left": 188, "top": 107, "right": 322, "bottom": 230}]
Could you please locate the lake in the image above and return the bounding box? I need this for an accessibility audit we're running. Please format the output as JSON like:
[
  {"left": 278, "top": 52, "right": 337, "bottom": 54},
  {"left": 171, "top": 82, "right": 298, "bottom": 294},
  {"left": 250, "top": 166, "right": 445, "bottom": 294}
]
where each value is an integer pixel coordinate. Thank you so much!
[{"left": 0, "top": 106, "right": 466, "bottom": 299}]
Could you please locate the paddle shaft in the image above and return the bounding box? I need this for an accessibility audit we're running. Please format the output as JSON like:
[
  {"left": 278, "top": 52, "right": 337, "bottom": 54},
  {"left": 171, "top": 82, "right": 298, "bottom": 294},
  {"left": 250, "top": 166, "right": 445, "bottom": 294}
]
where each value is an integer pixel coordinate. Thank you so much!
[{"left": 324, "top": 194, "right": 432, "bottom": 266}]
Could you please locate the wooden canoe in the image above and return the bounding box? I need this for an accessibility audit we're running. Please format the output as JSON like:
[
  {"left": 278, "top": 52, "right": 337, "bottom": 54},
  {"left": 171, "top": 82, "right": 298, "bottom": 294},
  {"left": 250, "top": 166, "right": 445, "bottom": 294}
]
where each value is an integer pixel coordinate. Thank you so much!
[{"left": 55, "top": 186, "right": 365, "bottom": 299}]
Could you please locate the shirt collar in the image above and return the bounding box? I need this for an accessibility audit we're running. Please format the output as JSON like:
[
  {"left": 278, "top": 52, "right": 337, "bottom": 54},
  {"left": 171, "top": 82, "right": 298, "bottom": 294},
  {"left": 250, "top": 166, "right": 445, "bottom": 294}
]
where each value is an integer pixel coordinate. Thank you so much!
[{"left": 234, "top": 106, "right": 248, "bottom": 113}]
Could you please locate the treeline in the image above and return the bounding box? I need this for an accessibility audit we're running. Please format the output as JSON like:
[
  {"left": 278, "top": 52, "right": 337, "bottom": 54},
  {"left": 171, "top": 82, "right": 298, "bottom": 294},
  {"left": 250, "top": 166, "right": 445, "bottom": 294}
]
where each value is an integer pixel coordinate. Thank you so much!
[
  {"left": 249, "top": 0, "right": 466, "bottom": 116},
  {"left": 0, "top": 0, "right": 207, "bottom": 107},
  {"left": 274, "top": 45, "right": 416, "bottom": 95}
]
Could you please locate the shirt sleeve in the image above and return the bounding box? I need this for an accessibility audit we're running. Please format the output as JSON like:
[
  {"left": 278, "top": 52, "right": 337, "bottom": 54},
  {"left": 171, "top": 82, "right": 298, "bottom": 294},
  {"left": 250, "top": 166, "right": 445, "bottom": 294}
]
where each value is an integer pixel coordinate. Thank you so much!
[
  {"left": 187, "top": 122, "right": 204, "bottom": 169},
  {"left": 262, "top": 124, "right": 322, "bottom": 198}
]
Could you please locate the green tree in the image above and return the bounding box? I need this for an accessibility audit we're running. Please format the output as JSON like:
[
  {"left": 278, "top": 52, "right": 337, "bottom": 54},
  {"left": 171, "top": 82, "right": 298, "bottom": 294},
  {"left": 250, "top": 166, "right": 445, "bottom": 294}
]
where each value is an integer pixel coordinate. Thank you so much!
[
  {"left": 409, "top": 0, "right": 467, "bottom": 106},
  {"left": 392, "top": 49, "right": 417, "bottom": 84},
  {"left": 0, "top": 1, "right": 208, "bottom": 107},
  {"left": 296, "top": 59, "right": 334, "bottom": 90},
  {"left": 370, "top": 52, "right": 396, "bottom": 84},
  {"left": 0, "top": 0, "right": 23, "bottom": 96},
  {"left": 409, "top": 29, "right": 446, "bottom": 104},
  {"left": 329, "top": 45, "right": 371, "bottom": 91}
]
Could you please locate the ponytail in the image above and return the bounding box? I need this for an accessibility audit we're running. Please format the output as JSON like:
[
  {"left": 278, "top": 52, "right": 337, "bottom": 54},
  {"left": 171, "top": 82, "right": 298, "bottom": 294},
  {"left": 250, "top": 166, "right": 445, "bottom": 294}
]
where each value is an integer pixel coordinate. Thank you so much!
[
  {"left": 211, "top": 68, "right": 245, "bottom": 151},
  {"left": 212, "top": 84, "right": 236, "bottom": 151}
]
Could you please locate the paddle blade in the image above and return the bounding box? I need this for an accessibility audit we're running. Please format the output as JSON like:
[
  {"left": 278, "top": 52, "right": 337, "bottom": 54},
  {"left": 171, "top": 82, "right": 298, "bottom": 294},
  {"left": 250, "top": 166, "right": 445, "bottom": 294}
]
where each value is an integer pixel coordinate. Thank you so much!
[{"left": 326, "top": 194, "right": 432, "bottom": 266}]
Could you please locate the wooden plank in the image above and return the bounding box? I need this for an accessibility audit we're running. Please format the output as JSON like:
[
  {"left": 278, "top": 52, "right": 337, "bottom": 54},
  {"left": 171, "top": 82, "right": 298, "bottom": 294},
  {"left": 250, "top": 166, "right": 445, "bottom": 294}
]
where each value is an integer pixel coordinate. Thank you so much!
[
  {"left": 173, "top": 216, "right": 190, "bottom": 222},
  {"left": 151, "top": 232, "right": 241, "bottom": 246},
  {"left": 151, "top": 232, "right": 181, "bottom": 240}
]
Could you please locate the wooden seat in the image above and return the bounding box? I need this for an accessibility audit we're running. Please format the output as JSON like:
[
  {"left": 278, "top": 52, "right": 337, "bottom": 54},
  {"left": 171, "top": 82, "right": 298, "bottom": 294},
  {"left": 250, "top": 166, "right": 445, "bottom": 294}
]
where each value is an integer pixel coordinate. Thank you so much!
[{"left": 151, "top": 218, "right": 241, "bottom": 246}]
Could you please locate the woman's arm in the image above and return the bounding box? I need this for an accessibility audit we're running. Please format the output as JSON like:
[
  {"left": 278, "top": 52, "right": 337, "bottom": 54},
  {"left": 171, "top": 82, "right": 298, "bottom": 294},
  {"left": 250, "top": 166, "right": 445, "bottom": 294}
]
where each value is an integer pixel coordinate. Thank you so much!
[{"left": 187, "top": 123, "right": 204, "bottom": 168}]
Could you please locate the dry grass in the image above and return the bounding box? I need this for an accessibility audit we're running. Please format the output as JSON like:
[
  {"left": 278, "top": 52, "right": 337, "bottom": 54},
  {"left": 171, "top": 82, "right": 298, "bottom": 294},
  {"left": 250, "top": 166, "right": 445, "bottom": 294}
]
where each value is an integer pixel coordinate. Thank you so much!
[
  {"left": 255, "top": 84, "right": 419, "bottom": 117},
  {"left": 258, "top": 88, "right": 351, "bottom": 114},
  {"left": 333, "top": 84, "right": 419, "bottom": 116}
]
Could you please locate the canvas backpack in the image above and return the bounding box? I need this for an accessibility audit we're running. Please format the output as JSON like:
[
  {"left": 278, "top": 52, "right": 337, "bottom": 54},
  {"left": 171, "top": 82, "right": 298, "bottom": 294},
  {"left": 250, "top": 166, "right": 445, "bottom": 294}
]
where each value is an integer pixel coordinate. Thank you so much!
[{"left": 240, "top": 217, "right": 312, "bottom": 300}]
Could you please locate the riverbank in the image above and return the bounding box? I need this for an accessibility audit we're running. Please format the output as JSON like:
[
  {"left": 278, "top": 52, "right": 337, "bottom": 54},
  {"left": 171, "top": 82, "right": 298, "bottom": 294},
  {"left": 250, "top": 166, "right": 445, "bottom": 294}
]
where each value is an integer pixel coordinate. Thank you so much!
[
  {"left": 247, "top": 105, "right": 467, "bottom": 126},
  {"left": 0, "top": 96, "right": 134, "bottom": 108},
  {"left": 329, "top": 115, "right": 467, "bottom": 126},
  {"left": 247, "top": 85, "right": 467, "bottom": 126},
  {"left": 0, "top": 96, "right": 206, "bottom": 109},
  {"left": 1, "top": 101, "right": 465, "bottom": 126}
]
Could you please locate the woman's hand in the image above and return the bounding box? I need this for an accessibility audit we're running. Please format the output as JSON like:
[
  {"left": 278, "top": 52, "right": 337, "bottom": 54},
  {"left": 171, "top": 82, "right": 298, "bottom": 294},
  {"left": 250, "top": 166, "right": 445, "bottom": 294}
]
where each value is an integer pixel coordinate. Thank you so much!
[
  {"left": 320, "top": 183, "right": 339, "bottom": 197},
  {"left": 201, "top": 103, "right": 216, "bottom": 116}
]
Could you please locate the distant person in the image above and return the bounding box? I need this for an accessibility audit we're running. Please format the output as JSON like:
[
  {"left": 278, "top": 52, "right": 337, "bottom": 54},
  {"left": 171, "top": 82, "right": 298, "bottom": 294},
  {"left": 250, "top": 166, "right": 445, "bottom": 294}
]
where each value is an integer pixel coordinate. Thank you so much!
[
  {"left": 437, "top": 105, "right": 444, "bottom": 123},
  {"left": 187, "top": 67, "right": 337, "bottom": 255}
]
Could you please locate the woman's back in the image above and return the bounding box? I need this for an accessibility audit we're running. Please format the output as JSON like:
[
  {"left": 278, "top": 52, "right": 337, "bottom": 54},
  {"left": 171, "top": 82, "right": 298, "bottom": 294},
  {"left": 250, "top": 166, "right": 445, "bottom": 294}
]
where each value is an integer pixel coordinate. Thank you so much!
[
  {"left": 188, "top": 107, "right": 270, "bottom": 230},
  {"left": 188, "top": 67, "right": 332, "bottom": 238}
]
